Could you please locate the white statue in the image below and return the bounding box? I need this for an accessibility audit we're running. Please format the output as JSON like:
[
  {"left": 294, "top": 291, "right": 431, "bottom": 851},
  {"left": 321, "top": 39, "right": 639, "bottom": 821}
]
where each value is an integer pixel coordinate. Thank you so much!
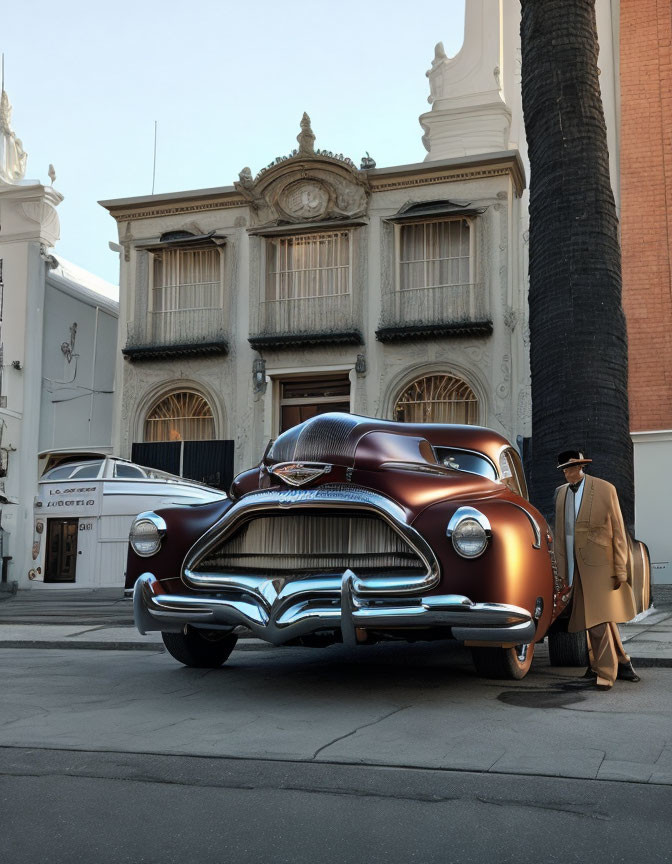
[{"left": 0, "top": 89, "right": 27, "bottom": 184}]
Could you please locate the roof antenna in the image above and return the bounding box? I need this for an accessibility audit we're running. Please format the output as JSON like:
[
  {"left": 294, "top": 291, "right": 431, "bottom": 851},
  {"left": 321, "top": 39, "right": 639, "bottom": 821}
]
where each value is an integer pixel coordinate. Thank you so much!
[{"left": 151, "top": 120, "right": 158, "bottom": 195}]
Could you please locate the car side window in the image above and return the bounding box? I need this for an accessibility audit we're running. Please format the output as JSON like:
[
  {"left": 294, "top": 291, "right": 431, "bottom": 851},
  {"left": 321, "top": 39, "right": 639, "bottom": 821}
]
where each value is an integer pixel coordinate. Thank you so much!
[
  {"left": 499, "top": 450, "right": 523, "bottom": 496},
  {"left": 114, "top": 464, "right": 146, "bottom": 479},
  {"left": 42, "top": 464, "right": 78, "bottom": 480},
  {"left": 70, "top": 462, "right": 104, "bottom": 479},
  {"left": 508, "top": 448, "right": 529, "bottom": 500},
  {"left": 434, "top": 448, "right": 497, "bottom": 481}
]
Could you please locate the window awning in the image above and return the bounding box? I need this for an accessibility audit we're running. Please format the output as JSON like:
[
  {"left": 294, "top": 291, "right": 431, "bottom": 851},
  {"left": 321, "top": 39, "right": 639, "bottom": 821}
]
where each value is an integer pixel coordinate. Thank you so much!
[
  {"left": 385, "top": 200, "right": 485, "bottom": 223},
  {"left": 248, "top": 217, "right": 368, "bottom": 237},
  {"left": 136, "top": 230, "right": 228, "bottom": 251}
]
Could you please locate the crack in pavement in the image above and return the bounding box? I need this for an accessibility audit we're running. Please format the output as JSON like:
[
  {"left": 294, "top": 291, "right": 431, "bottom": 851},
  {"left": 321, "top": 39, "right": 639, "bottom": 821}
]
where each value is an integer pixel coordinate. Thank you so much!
[
  {"left": 0, "top": 767, "right": 462, "bottom": 803},
  {"left": 2, "top": 744, "right": 672, "bottom": 787},
  {"left": 310, "top": 705, "right": 409, "bottom": 760},
  {"left": 592, "top": 749, "right": 607, "bottom": 778},
  {"left": 475, "top": 795, "right": 612, "bottom": 821},
  {"left": 0, "top": 765, "right": 620, "bottom": 815}
]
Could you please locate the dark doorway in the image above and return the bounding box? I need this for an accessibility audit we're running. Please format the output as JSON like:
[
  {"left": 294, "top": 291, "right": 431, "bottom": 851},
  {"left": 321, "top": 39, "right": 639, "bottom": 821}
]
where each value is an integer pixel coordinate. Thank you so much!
[
  {"left": 278, "top": 375, "right": 351, "bottom": 433},
  {"left": 132, "top": 440, "right": 235, "bottom": 491},
  {"left": 45, "top": 519, "right": 79, "bottom": 583}
]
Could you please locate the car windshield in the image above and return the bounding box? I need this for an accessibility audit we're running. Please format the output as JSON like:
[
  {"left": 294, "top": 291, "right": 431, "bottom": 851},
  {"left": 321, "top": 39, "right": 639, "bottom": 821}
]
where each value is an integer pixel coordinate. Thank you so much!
[
  {"left": 433, "top": 448, "right": 497, "bottom": 481},
  {"left": 42, "top": 460, "right": 104, "bottom": 481}
]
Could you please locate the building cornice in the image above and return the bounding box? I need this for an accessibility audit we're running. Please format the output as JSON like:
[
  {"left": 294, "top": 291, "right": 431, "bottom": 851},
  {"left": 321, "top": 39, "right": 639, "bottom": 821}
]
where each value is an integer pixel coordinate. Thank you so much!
[
  {"left": 631, "top": 430, "right": 672, "bottom": 443},
  {"left": 367, "top": 151, "right": 525, "bottom": 197},
  {"left": 98, "top": 151, "right": 525, "bottom": 224}
]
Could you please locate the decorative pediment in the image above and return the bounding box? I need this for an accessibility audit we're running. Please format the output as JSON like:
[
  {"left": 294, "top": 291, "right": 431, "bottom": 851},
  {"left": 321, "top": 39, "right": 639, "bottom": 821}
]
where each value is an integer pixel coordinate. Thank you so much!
[{"left": 235, "top": 113, "right": 370, "bottom": 227}]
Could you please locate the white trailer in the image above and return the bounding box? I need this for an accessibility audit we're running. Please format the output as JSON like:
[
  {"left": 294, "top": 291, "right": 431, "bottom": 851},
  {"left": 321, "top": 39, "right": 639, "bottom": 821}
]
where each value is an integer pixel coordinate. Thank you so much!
[{"left": 32, "top": 453, "right": 225, "bottom": 588}]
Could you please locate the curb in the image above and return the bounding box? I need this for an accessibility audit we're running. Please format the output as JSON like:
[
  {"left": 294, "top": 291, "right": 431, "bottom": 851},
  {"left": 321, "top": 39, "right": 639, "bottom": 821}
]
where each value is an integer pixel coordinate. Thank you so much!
[
  {"left": 628, "top": 656, "right": 672, "bottom": 668},
  {"left": 1, "top": 639, "right": 671, "bottom": 665},
  {"left": 0, "top": 641, "right": 165, "bottom": 651},
  {"left": 0, "top": 639, "right": 275, "bottom": 652}
]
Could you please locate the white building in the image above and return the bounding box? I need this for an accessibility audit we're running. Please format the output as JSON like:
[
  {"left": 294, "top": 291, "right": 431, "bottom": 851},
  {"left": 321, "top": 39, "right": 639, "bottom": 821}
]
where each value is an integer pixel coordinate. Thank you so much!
[
  {"left": 0, "top": 84, "right": 119, "bottom": 590},
  {"left": 101, "top": 0, "right": 531, "bottom": 493}
]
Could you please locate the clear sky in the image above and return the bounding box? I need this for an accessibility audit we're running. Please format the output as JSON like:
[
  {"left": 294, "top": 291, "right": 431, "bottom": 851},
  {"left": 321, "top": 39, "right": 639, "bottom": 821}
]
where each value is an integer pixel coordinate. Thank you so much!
[{"left": 4, "top": 1, "right": 466, "bottom": 290}]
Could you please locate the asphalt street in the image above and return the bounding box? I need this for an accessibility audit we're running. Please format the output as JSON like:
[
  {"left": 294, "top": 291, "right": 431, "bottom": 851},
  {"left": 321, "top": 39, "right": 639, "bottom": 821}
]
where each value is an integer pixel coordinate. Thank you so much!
[
  {"left": 1, "top": 640, "right": 671, "bottom": 863},
  {"left": 2, "top": 746, "right": 671, "bottom": 864}
]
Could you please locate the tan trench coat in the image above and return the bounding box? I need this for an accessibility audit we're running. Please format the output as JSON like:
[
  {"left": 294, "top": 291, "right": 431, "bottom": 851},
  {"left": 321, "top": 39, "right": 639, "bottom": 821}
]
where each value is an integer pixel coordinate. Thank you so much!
[{"left": 554, "top": 475, "right": 636, "bottom": 631}]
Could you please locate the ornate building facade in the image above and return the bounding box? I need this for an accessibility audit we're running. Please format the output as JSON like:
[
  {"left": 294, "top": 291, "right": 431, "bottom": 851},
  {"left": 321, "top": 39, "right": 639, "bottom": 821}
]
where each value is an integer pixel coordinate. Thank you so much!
[{"left": 101, "top": 1, "right": 531, "bottom": 487}]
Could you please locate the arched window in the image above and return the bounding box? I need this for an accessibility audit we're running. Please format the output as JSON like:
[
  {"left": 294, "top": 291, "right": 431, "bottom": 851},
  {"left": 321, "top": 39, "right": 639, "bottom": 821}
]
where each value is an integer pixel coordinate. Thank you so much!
[
  {"left": 144, "top": 391, "right": 215, "bottom": 442},
  {"left": 394, "top": 374, "right": 479, "bottom": 424}
]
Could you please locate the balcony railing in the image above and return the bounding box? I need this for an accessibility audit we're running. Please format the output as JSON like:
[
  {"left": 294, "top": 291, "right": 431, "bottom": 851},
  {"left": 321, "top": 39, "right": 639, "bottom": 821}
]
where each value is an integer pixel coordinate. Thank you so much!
[
  {"left": 249, "top": 292, "right": 362, "bottom": 349},
  {"left": 123, "top": 306, "right": 228, "bottom": 361},
  {"left": 376, "top": 282, "right": 492, "bottom": 342}
]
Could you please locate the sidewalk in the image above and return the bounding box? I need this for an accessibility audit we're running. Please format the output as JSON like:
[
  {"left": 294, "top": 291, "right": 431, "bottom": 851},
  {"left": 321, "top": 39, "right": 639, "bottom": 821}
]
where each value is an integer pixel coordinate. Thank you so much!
[{"left": 1, "top": 584, "right": 671, "bottom": 662}]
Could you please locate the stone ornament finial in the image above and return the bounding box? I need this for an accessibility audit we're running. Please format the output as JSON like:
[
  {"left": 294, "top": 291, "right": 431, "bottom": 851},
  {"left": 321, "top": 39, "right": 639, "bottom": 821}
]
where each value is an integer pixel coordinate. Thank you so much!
[
  {"left": 420, "top": 0, "right": 512, "bottom": 161},
  {"left": 297, "top": 112, "right": 316, "bottom": 156},
  {"left": 0, "top": 88, "right": 28, "bottom": 184},
  {"left": 48, "top": 163, "right": 56, "bottom": 185},
  {"left": 431, "top": 41, "right": 448, "bottom": 69},
  {"left": 237, "top": 166, "right": 253, "bottom": 189}
]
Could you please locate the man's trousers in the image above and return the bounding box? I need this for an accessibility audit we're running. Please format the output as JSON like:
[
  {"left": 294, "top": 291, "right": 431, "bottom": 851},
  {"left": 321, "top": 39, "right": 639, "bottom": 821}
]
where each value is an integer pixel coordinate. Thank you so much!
[{"left": 587, "top": 622, "right": 630, "bottom": 688}]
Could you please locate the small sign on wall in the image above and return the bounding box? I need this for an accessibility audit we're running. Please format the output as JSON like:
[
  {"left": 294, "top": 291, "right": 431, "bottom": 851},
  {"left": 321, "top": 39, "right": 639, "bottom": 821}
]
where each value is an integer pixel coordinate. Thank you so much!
[{"left": 37, "top": 484, "right": 100, "bottom": 516}]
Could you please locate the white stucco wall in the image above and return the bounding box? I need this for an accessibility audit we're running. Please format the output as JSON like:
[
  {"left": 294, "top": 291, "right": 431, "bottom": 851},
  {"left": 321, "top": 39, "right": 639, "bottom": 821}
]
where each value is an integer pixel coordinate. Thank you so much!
[{"left": 632, "top": 432, "right": 672, "bottom": 585}]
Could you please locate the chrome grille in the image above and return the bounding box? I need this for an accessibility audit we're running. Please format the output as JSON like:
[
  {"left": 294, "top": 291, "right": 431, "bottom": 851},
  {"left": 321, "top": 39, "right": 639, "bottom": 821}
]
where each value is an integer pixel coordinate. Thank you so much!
[{"left": 197, "top": 513, "right": 424, "bottom": 575}]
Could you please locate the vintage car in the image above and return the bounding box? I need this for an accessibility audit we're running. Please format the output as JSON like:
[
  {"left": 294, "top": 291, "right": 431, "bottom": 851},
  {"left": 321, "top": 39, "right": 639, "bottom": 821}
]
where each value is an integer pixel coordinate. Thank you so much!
[{"left": 126, "top": 413, "right": 651, "bottom": 679}]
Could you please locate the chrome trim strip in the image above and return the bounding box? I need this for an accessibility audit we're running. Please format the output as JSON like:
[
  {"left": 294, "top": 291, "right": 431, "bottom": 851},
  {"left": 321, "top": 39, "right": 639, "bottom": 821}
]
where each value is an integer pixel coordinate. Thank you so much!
[
  {"left": 181, "top": 487, "right": 440, "bottom": 596},
  {"left": 267, "top": 462, "right": 333, "bottom": 486},
  {"left": 508, "top": 502, "right": 542, "bottom": 549},
  {"left": 134, "top": 573, "right": 535, "bottom": 646},
  {"left": 446, "top": 506, "right": 492, "bottom": 535},
  {"left": 452, "top": 620, "right": 536, "bottom": 643}
]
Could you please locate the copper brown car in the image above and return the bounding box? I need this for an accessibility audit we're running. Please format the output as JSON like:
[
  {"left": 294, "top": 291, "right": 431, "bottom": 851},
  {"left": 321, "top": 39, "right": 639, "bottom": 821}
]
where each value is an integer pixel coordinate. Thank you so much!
[{"left": 126, "top": 413, "right": 651, "bottom": 679}]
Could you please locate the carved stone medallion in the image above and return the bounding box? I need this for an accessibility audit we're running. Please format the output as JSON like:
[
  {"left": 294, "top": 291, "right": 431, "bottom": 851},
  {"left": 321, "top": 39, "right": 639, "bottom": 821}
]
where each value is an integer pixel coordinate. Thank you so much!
[{"left": 280, "top": 181, "right": 329, "bottom": 220}]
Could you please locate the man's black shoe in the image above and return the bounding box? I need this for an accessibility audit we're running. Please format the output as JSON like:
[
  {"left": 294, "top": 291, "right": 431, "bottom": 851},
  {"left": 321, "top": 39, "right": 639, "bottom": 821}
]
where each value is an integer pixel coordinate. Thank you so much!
[
  {"left": 617, "top": 661, "right": 641, "bottom": 682},
  {"left": 583, "top": 667, "right": 597, "bottom": 680}
]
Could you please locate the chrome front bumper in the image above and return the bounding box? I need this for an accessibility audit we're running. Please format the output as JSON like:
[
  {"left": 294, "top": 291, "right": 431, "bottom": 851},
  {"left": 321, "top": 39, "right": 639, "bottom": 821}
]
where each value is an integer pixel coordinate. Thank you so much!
[{"left": 133, "top": 572, "right": 536, "bottom": 646}]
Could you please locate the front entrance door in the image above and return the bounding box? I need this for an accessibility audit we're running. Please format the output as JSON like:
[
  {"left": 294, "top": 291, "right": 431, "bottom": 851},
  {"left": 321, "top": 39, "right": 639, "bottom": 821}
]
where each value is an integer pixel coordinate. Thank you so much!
[
  {"left": 278, "top": 374, "right": 351, "bottom": 433},
  {"left": 45, "top": 519, "right": 79, "bottom": 583}
]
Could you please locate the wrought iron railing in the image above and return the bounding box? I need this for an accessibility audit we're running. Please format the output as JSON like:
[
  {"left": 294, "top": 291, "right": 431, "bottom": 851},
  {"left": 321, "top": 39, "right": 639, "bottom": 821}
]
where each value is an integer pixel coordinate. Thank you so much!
[
  {"left": 379, "top": 282, "right": 489, "bottom": 330},
  {"left": 126, "top": 307, "right": 227, "bottom": 349},
  {"left": 251, "top": 292, "right": 357, "bottom": 340}
]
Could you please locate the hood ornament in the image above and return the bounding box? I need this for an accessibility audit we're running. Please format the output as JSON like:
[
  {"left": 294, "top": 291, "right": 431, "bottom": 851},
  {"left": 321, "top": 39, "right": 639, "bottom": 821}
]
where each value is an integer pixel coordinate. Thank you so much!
[{"left": 268, "top": 462, "right": 332, "bottom": 487}]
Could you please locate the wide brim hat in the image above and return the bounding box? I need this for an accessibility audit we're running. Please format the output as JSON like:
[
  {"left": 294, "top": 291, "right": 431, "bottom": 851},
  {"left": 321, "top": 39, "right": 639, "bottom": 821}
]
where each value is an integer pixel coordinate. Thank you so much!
[{"left": 557, "top": 450, "right": 592, "bottom": 470}]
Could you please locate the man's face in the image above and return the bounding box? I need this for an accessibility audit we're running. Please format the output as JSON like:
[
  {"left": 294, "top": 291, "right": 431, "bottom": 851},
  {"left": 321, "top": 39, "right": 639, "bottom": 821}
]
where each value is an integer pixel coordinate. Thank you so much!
[{"left": 562, "top": 464, "right": 585, "bottom": 485}]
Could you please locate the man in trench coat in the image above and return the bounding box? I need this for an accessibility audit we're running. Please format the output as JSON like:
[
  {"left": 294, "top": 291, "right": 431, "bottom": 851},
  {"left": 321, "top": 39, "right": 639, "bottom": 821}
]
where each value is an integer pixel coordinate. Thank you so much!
[{"left": 553, "top": 450, "right": 640, "bottom": 690}]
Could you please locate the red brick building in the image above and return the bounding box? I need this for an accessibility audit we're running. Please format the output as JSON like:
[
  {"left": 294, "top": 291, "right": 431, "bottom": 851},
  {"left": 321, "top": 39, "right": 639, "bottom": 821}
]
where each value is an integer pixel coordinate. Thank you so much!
[{"left": 620, "top": 0, "right": 672, "bottom": 582}]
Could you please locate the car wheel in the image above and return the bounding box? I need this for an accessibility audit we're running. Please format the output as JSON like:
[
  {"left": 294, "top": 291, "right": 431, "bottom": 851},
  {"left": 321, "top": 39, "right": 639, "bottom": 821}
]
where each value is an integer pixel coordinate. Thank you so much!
[
  {"left": 547, "top": 629, "right": 589, "bottom": 667},
  {"left": 161, "top": 627, "right": 238, "bottom": 668},
  {"left": 470, "top": 642, "right": 535, "bottom": 680}
]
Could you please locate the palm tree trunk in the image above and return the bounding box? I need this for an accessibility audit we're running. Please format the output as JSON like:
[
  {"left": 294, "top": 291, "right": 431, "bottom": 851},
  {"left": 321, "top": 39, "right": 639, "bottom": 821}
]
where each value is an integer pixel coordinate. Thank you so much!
[{"left": 521, "top": 0, "right": 634, "bottom": 529}]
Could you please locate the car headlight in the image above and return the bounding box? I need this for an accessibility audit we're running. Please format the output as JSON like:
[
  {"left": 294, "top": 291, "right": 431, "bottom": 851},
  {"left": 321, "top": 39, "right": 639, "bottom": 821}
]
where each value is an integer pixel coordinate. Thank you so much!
[
  {"left": 129, "top": 512, "right": 166, "bottom": 557},
  {"left": 447, "top": 507, "right": 491, "bottom": 559}
]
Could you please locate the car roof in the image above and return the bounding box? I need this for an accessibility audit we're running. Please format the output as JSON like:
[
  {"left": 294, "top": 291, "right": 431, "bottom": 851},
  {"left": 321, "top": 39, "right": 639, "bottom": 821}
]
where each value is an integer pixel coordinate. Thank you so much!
[{"left": 268, "top": 413, "right": 515, "bottom": 467}]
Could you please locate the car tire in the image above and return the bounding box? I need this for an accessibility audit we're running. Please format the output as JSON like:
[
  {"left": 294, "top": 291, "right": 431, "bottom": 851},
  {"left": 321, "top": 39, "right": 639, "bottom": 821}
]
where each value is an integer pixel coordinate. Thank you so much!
[
  {"left": 470, "top": 643, "right": 535, "bottom": 680},
  {"left": 161, "top": 627, "right": 238, "bottom": 668},
  {"left": 547, "top": 629, "right": 589, "bottom": 667}
]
